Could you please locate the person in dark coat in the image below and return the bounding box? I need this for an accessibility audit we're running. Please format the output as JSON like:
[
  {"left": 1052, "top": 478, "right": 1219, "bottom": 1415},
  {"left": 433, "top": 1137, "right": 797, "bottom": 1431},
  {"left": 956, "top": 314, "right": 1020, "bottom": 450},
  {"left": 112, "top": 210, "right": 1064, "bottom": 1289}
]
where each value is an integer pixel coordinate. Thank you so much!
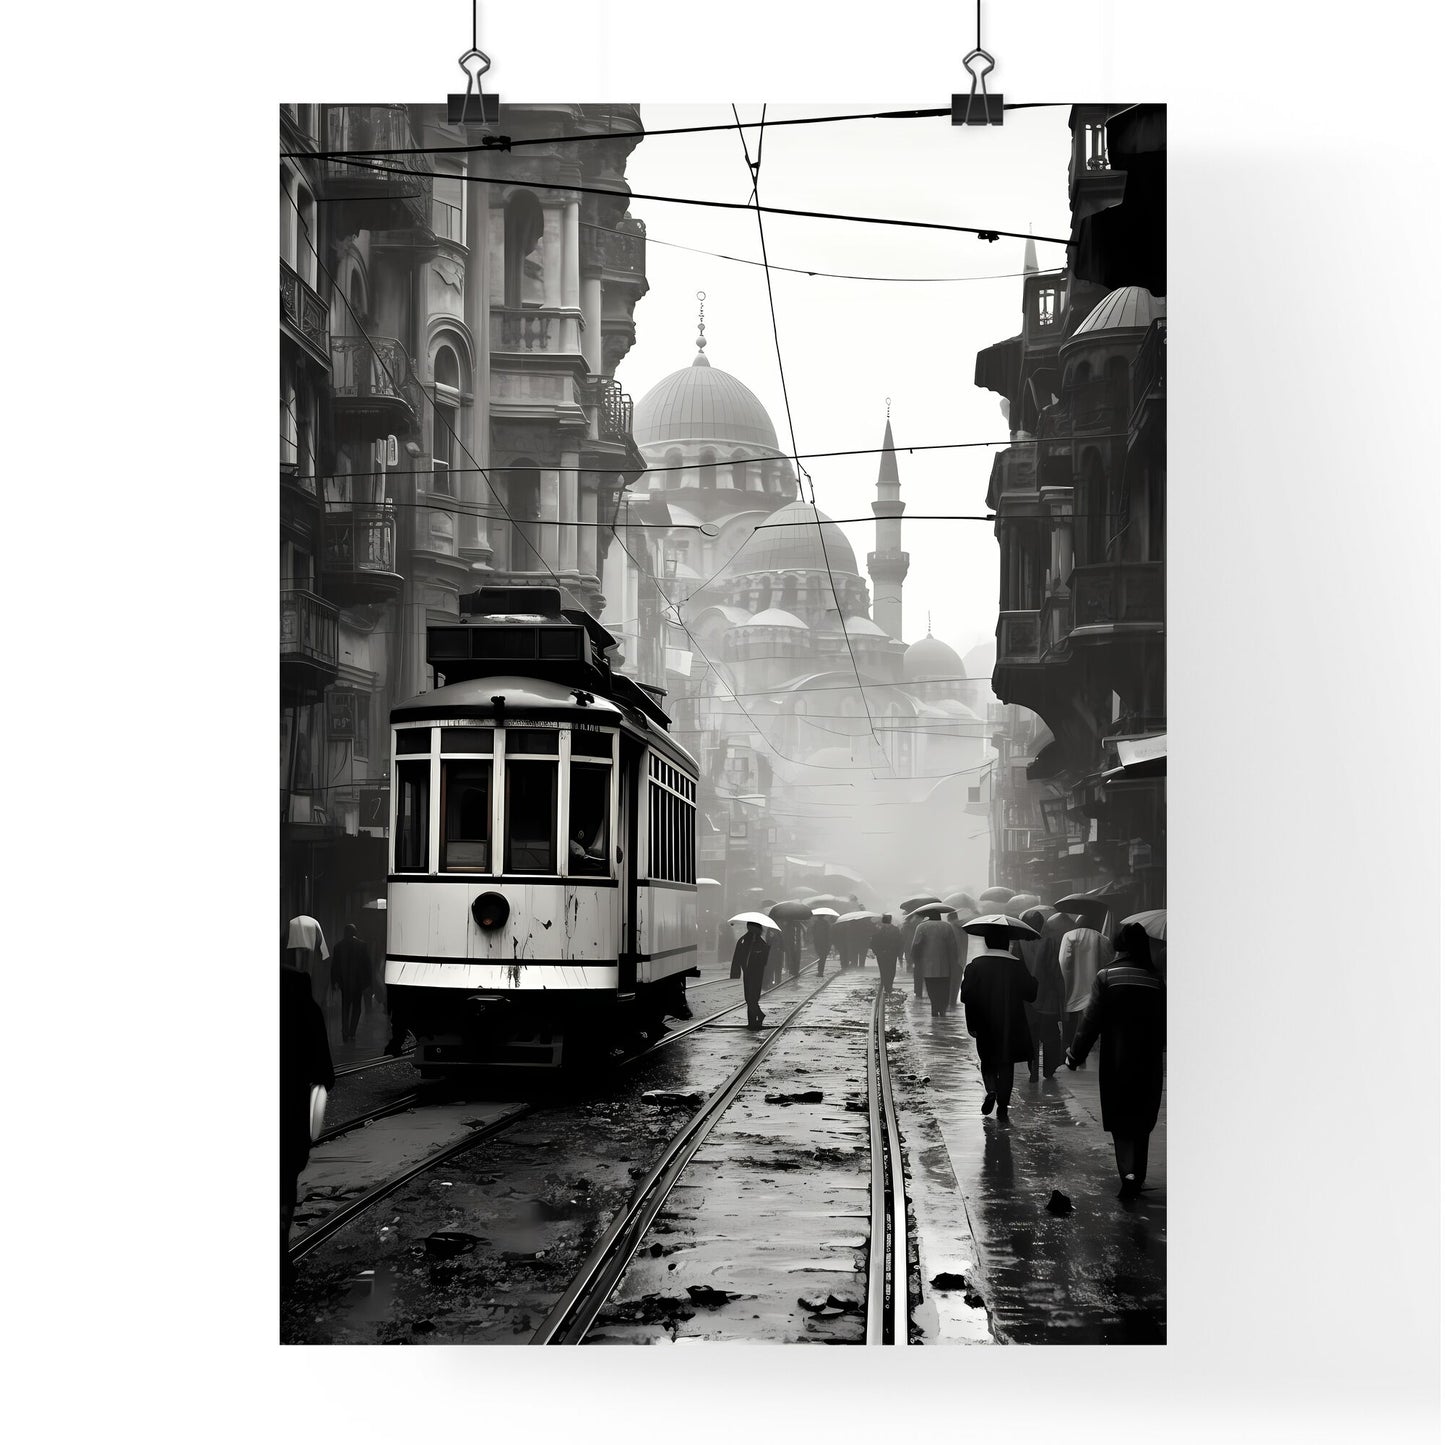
[
  {"left": 784, "top": 921, "right": 803, "bottom": 979},
  {"left": 903, "top": 912, "right": 926, "bottom": 997},
  {"left": 731, "top": 921, "right": 773, "bottom": 1028},
  {"left": 1065, "top": 922, "right": 1166, "bottom": 1199},
  {"left": 910, "top": 915, "right": 960, "bottom": 1016},
  {"left": 330, "top": 923, "right": 372, "bottom": 1044},
  {"left": 961, "top": 923, "right": 1039, "bottom": 1123},
  {"left": 1016, "top": 906, "right": 1066, "bottom": 1080},
  {"left": 811, "top": 914, "right": 833, "bottom": 976},
  {"left": 281, "top": 956, "right": 334, "bottom": 1284},
  {"left": 869, "top": 914, "right": 904, "bottom": 992}
]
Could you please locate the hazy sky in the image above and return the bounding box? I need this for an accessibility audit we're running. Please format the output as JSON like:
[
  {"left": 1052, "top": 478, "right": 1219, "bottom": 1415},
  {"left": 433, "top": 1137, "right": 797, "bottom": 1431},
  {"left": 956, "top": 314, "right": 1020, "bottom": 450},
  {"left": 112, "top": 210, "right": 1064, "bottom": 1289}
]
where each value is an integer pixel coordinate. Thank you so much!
[{"left": 614, "top": 103, "right": 1074, "bottom": 674}]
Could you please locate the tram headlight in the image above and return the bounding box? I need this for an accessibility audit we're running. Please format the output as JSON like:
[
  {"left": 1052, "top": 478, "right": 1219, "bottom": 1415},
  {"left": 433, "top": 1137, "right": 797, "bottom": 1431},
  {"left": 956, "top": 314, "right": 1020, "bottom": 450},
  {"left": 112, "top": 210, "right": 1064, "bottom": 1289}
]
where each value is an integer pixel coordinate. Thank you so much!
[{"left": 471, "top": 891, "right": 510, "bottom": 931}]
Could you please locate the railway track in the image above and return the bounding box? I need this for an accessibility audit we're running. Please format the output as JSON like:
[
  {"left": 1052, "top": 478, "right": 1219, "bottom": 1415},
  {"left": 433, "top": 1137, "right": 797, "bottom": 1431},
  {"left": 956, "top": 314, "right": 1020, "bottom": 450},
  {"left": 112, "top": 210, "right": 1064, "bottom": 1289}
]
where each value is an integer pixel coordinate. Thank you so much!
[
  {"left": 530, "top": 975, "right": 837, "bottom": 1344},
  {"left": 288, "top": 971, "right": 807, "bottom": 1265},
  {"left": 865, "top": 984, "right": 910, "bottom": 1345}
]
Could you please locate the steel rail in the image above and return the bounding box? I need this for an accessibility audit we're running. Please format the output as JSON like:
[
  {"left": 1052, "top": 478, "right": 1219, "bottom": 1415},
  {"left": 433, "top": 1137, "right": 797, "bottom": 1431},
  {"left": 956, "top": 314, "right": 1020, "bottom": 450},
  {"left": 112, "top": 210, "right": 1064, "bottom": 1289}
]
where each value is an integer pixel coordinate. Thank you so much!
[
  {"left": 530, "top": 975, "right": 837, "bottom": 1345},
  {"left": 865, "top": 985, "right": 910, "bottom": 1344},
  {"left": 289, "top": 975, "right": 809, "bottom": 1266},
  {"left": 313, "top": 1090, "right": 426, "bottom": 1147},
  {"left": 334, "top": 1052, "right": 409, "bottom": 1079}
]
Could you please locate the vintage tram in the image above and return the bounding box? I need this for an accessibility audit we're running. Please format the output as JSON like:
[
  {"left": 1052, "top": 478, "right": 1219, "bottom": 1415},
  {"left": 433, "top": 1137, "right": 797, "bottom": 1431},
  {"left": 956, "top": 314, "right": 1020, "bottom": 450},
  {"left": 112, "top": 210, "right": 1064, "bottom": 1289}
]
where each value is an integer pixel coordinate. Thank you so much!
[{"left": 384, "top": 586, "right": 699, "bottom": 1071}]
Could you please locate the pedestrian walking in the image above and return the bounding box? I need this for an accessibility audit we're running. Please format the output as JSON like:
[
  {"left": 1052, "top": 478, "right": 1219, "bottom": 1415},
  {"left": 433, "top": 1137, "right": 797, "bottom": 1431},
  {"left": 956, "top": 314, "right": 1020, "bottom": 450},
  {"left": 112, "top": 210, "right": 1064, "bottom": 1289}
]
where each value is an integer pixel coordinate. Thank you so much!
[
  {"left": 869, "top": 914, "right": 904, "bottom": 992},
  {"left": 1017, "top": 906, "right": 1066, "bottom": 1080},
  {"left": 784, "top": 921, "right": 803, "bottom": 980},
  {"left": 284, "top": 914, "right": 330, "bottom": 1008},
  {"left": 731, "top": 921, "right": 773, "bottom": 1028},
  {"left": 960, "top": 919, "right": 1039, "bottom": 1124},
  {"left": 909, "top": 913, "right": 960, "bottom": 1016},
  {"left": 811, "top": 912, "right": 834, "bottom": 977},
  {"left": 330, "top": 924, "right": 372, "bottom": 1044},
  {"left": 1064, "top": 922, "right": 1166, "bottom": 1199},
  {"left": 281, "top": 953, "right": 334, "bottom": 1285},
  {"left": 903, "top": 912, "right": 926, "bottom": 997},
  {"left": 766, "top": 927, "right": 785, "bottom": 987},
  {"left": 1060, "top": 921, "right": 1116, "bottom": 1061}
]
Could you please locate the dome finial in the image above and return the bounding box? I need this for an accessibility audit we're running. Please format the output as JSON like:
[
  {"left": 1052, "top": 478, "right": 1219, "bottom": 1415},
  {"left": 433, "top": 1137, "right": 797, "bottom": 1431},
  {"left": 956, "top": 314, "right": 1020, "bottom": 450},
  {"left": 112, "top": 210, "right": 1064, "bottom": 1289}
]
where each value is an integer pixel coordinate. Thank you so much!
[
  {"left": 927, "top": 611, "right": 933, "bottom": 636},
  {"left": 885, "top": 394, "right": 891, "bottom": 420},
  {"left": 692, "top": 289, "right": 710, "bottom": 367}
]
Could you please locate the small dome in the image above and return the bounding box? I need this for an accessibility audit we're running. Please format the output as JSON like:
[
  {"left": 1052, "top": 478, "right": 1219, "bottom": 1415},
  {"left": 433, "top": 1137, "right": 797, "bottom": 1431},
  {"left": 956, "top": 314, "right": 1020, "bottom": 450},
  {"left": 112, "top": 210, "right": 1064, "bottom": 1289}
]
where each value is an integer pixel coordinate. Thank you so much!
[
  {"left": 634, "top": 362, "right": 782, "bottom": 449},
  {"left": 963, "top": 641, "right": 996, "bottom": 677},
  {"left": 1070, "top": 286, "right": 1165, "bottom": 339},
  {"left": 734, "top": 500, "right": 859, "bottom": 576},
  {"left": 843, "top": 614, "right": 890, "bottom": 637},
  {"left": 744, "top": 608, "right": 809, "bottom": 630},
  {"left": 904, "top": 633, "right": 965, "bottom": 682},
  {"left": 692, "top": 603, "right": 751, "bottom": 628}
]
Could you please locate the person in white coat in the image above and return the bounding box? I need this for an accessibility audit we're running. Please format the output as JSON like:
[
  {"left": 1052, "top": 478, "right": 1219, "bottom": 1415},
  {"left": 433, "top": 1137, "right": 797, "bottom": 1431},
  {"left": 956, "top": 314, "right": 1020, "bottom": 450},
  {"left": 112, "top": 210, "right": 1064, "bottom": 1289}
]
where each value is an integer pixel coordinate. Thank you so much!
[{"left": 1059, "top": 924, "right": 1115, "bottom": 1063}]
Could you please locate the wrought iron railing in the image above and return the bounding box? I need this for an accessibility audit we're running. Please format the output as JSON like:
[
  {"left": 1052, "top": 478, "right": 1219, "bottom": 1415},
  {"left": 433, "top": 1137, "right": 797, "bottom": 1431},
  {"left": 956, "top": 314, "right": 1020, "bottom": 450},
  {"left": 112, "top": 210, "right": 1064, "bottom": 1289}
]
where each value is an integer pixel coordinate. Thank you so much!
[
  {"left": 280, "top": 260, "right": 329, "bottom": 355},
  {"left": 280, "top": 589, "right": 339, "bottom": 667},
  {"left": 319, "top": 106, "right": 432, "bottom": 227},
  {"left": 1068, "top": 562, "right": 1165, "bottom": 630},
  {"left": 598, "top": 379, "right": 633, "bottom": 440},
  {"left": 329, "top": 334, "right": 417, "bottom": 408},
  {"left": 322, "top": 507, "right": 398, "bottom": 576}
]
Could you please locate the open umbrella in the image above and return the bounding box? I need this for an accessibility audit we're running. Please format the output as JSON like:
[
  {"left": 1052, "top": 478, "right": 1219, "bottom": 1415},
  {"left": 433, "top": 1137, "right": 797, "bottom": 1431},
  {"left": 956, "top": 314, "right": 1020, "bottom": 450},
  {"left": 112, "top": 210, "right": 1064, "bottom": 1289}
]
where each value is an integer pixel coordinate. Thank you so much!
[
  {"left": 905, "top": 902, "right": 957, "bottom": 920},
  {"left": 768, "top": 900, "right": 814, "bottom": 923},
  {"left": 1005, "top": 893, "right": 1041, "bottom": 914},
  {"left": 729, "top": 911, "right": 781, "bottom": 931},
  {"left": 942, "top": 890, "right": 980, "bottom": 914},
  {"left": 835, "top": 910, "right": 880, "bottom": 925},
  {"left": 1121, "top": 908, "right": 1167, "bottom": 968},
  {"left": 810, "top": 906, "right": 840, "bottom": 918},
  {"left": 962, "top": 912, "right": 1041, "bottom": 941},
  {"left": 900, "top": 893, "right": 941, "bottom": 914},
  {"left": 697, "top": 877, "right": 722, "bottom": 887},
  {"left": 1051, "top": 892, "right": 1113, "bottom": 928},
  {"left": 978, "top": 886, "right": 1015, "bottom": 905}
]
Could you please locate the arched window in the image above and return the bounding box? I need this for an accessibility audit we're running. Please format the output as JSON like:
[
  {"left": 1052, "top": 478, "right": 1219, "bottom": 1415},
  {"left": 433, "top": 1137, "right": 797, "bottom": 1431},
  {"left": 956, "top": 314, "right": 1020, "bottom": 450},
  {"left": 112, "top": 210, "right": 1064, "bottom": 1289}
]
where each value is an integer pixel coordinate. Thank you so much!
[
  {"left": 699, "top": 448, "right": 717, "bottom": 489},
  {"left": 280, "top": 167, "right": 294, "bottom": 265},
  {"left": 347, "top": 269, "right": 366, "bottom": 329},
  {"left": 504, "top": 191, "right": 545, "bottom": 308},
  {"left": 431, "top": 344, "right": 461, "bottom": 496}
]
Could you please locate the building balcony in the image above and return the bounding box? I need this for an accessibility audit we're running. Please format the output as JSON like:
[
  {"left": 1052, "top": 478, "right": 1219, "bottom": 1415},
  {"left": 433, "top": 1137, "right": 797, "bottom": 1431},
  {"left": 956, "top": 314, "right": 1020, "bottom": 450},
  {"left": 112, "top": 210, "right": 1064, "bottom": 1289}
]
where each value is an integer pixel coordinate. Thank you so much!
[
  {"left": 280, "top": 260, "right": 330, "bottom": 370},
  {"left": 1068, "top": 562, "right": 1165, "bottom": 638},
  {"left": 281, "top": 589, "right": 339, "bottom": 694},
  {"left": 997, "top": 610, "right": 1041, "bottom": 665},
  {"left": 1065, "top": 377, "right": 1127, "bottom": 432},
  {"left": 320, "top": 506, "right": 404, "bottom": 605},
  {"left": 1130, "top": 318, "right": 1166, "bottom": 434},
  {"left": 329, "top": 335, "right": 420, "bottom": 442},
  {"left": 317, "top": 105, "right": 432, "bottom": 233},
  {"left": 597, "top": 378, "right": 634, "bottom": 441},
  {"left": 490, "top": 307, "right": 585, "bottom": 356},
  {"left": 582, "top": 215, "right": 647, "bottom": 279}
]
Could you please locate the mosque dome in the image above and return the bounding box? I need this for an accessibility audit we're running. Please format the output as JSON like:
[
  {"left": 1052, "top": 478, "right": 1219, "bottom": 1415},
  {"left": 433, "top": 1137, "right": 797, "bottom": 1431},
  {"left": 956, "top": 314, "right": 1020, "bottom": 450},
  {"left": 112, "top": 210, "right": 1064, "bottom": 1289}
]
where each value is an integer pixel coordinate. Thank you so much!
[
  {"left": 743, "top": 608, "right": 809, "bottom": 630},
  {"left": 904, "top": 633, "right": 965, "bottom": 682},
  {"left": 843, "top": 614, "right": 890, "bottom": 637},
  {"left": 634, "top": 356, "right": 782, "bottom": 450},
  {"left": 962, "top": 641, "right": 996, "bottom": 677},
  {"left": 1068, "top": 286, "right": 1166, "bottom": 340},
  {"left": 733, "top": 500, "right": 859, "bottom": 577}
]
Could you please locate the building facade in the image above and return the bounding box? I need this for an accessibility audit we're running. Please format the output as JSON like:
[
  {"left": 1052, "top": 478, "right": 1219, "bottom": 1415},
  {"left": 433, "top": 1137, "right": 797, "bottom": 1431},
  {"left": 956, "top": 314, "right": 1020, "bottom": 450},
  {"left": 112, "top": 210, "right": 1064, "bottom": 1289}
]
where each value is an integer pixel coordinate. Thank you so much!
[
  {"left": 607, "top": 320, "right": 995, "bottom": 916},
  {"left": 973, "top": 105, "right": 1167, "bottom": 911},
  {"left": 280, "top": 102, "right": 651, "bottom": 940}
]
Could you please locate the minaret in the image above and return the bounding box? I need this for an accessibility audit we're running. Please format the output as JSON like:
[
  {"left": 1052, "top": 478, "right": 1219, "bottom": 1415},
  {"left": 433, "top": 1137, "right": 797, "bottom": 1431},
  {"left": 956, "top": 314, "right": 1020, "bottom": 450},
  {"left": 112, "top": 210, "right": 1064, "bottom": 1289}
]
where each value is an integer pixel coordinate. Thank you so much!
[{"left": 868, "top": 400, "right": 909, "bottom": 641}]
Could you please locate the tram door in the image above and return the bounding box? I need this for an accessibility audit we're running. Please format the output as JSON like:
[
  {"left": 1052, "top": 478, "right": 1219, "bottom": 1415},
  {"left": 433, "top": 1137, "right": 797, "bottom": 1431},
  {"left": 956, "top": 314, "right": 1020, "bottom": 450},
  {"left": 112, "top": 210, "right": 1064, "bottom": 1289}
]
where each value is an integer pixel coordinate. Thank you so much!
[{"left": 617, "top": 738, "right": 640, "bottom": 994}]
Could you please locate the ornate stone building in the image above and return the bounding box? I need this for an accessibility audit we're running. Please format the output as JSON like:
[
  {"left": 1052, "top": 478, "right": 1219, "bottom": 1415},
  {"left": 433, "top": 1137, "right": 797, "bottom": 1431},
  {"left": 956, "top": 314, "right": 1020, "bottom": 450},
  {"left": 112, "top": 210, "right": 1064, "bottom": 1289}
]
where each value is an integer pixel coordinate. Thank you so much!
[{"left": 280, "top": 102, "right": 651, "bottom": 935}]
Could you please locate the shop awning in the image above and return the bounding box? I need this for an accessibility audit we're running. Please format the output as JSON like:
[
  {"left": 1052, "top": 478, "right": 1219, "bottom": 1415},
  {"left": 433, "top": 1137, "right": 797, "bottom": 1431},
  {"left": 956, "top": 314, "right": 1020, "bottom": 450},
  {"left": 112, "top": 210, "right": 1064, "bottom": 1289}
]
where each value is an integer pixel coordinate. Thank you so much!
[{"left": 1103, "top": 732, "right": 1167, "bottom": 783}]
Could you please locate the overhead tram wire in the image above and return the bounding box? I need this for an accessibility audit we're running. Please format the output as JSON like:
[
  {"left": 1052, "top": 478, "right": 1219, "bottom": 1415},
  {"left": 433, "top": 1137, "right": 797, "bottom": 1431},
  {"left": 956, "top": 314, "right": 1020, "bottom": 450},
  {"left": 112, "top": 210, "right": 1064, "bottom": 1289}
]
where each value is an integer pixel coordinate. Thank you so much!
[
  {"left": 283, "top": 189, "right": 572, "bottom": 597},
  {"left": 286, "top": 103, "right": 1068, "bottom": 162},
  {"left": 310, "top": 150, "right": 1069, "bottom": 246},
  {"left": 732, "top": 105, "right": 888, "bottom": 776}
]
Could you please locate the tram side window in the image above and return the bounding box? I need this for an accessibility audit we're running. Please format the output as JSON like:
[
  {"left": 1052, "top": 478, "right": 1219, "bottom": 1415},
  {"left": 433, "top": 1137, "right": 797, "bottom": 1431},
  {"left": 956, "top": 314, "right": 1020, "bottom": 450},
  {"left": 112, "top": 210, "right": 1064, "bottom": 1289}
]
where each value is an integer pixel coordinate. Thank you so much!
[
  {"left": 442, "top": 762, "right": 491, "bottom": 871},
  {"left": 395, "top": 761, "right": 429, "bottom": 872},
  {"left": 505, "top": 759, "right": 557, "bottom": 873},
  {"left": 567, "top": 761, "right": 610, "bottom": 875}
]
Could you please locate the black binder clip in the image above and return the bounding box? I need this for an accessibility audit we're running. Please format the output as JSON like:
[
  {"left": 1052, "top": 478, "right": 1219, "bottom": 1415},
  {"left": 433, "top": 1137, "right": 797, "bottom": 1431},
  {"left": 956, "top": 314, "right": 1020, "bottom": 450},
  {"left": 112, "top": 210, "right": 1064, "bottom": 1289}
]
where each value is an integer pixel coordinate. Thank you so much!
[
  {"left": 447, "top": 7, "right": 499, "bottom": 124},
  {"left": 952, "top": 46, "right": 1003, "bottom": 126}
]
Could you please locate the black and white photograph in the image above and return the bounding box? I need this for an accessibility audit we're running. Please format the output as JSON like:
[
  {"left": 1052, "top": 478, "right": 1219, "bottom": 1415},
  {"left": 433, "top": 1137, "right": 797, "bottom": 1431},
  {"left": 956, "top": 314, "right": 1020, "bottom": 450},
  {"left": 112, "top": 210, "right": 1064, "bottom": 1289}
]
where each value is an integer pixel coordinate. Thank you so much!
[
  {"left": 279, "top": 92, "right": 1169, "bottom": 1346},
  {"left": 11, "top": 0, "right": 1438, "bottom": 1438}
]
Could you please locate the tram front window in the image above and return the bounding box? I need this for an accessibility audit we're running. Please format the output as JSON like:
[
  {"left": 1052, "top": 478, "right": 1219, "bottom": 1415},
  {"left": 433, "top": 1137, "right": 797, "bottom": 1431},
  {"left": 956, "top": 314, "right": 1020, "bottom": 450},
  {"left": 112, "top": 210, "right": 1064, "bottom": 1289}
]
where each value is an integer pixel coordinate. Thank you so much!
[
  {"left": 567, "top": 761, "right": 610, "bottom": 876},
  {"left": 442, "top": 762, "right": 491, "bottom": 871},
  {"left": 504, "top": 734, "right": 557, "bottom": 873}
]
